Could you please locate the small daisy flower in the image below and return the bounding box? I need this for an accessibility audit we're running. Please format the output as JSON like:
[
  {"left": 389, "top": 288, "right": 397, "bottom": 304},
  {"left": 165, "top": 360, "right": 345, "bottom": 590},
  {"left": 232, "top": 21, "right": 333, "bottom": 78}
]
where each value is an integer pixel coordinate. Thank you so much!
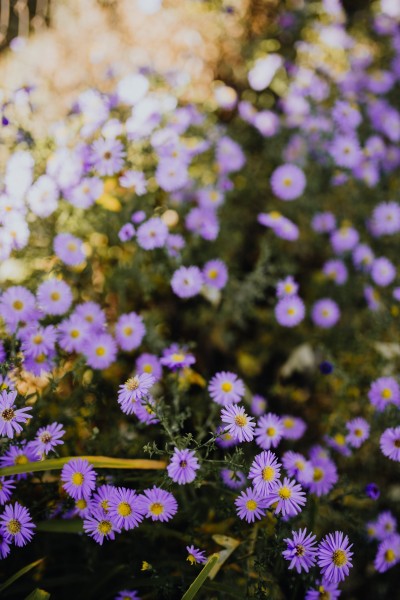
[
  {"left": 171, "top": 266, "right": 203, "bottom": 299},
  {"left": 380, "top": 426, "right": 400, "bottom": 462},
  {"left": 91, "top": 137, "right": 125, "bottom": 176},
  {"left": 91, "top": 485, "right": 116, "bottom": 514},
  {"left": 117, "top": 373, "right": 155, "bottom": 415},
  {"left": 136, "top": 217, "right": 168, "bottom": 250},
  {"left": 270, "top": 164, "right": 306, "bottom": 201},
  {"left": 255, "top": 413, "right": 284, "bottom": 450},
  {"left": 74, "top": 301, "right": 107, "bottom": 332},
  {"left": 266, "top": 477, "right": 306, "bottom": 518},
  {"left": 368, "top": 376, "right": 400, "bottom": 411},
  {"left": 304, "top": 578, "right": 341, "bottom": 600},
  {"left": 374, "top": 534, "right": 400, "bottom": 573},
  {"left": 118, "top": 223, "right": 135, "bottom": 242},
  {"left": 220, "top": 404, "right": 255, "bottom": 443},
  {"left": 208, "top": 371, "right": 245, "bottom": 406},
  {"left": 306, "top": 459, "right": 338, "bottom": 497},
  {"left": 61, "top": 458, "right": 97, "bottom": 500},
  {"left": 114, "top": 591, "right": 141, "bottom": 600},
  {"left": 0, "top": 502, "right": 35, "bottom": 547},
  {"left": 160, "top": 344, "right": 195, "bottom": 370},
  {"left": 346, "top": 417, "right": 370, "bottom": 448},
  {"left": 276, "top": 276, "right": 299, "bottom": 298},
  {"left": 317, "top": 531, "right": 353, "bottom": 583},
  {"left": 167, "top": 448, "right": 200, "bottom": 485},
  {"left": 220, "top": 469, "right": 247, "bottom": 489},
  {"left": 54, "top": 233, "right": 85, "bottom": 266},
  {"left": 282, "top": 528, "right": 318, "bottom": 573},
  {"left": 235, "top": 487, "right": 268, "bottom": 523},
  {"left": 330, "top": 226, "right": 359, "bottom": 254},
  {"left": 37, "top": 279, "right": 73, "bottom": 316},
  {"left": 275, "top": 296, "right": 305, "bottom": 327},
  {"left": 0, "top": 286, "right": 36, "bottom": 329},
  {"left": 376, "top": 511, "right": 397, "bottom": 540},
  {"left": 83, "top": 508, "right": 121, "bottom": 545},
  {"left": 0, "top": 477, "right": 16, "bottom": 506},
  {"left": 248, "top": 451, "right": 281, "bottom": 495},
  {"left": 202, "top": 259, "right": 228, "bottom": 290},
  {"left": 250, "top": 394, "right": 267, "bottom": 416},
  {"left": 115, "top": 312, "right": 146, "bottom": 352},
  {"left": 20, "top": 325, "right": 58, "bottom": 359},
  {"left": 137, "top": 486, "right": 178, "bottom": 522},
  {"left": 323, "top": 259, "right": 348, "bottom": 285},
  {"left": 325, "top": 433, "right": 351, "bottom": 457},
  {"left": 58, "top": 315, "right": 90, "bottom": 353},
  {"left": 311, "top": 299, "right": 340, "bottom": 328},
  {"left": 31, "top": 422, "right": 65, "bottom": 457},
  {"left": 84, "top": 333, "right": 118, "bottom": 370},
  {"left": 186, "top": 544, "right": 207, "bottom": 565},
  {"left": 371, "top": 256, "right": 396, "bottom": 287},
  {"left": 0, "top": 390, "right": 32, "bottom": 439},
  {"left": 0, "top": 442, "right": 38, "bottom": 481},
  {"left": 281, "top": 415, "right": 306, "bottom": 440},
  {"left": 136, "top": 353, "right": 162, "bottom": 381},
  {"left": 282, "top": 451, "right": 313, "bottom": 484},
  {"left": 109, "top": 487, "right": 145, "bottom": 530},
  {"left": 215, "top": 425, "right": 238, "bottom": 448}
]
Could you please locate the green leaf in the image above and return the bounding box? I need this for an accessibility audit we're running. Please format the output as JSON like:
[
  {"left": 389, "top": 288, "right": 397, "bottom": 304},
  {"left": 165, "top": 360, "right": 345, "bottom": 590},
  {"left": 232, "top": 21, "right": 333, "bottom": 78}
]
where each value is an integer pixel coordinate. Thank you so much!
[
  {"left": 24, "top": 589, "right": 50, "bottom": 600},
  {"left": 181, "top": 554, "right": 220, "bottom": 600},
  {"left": 0, "top": 558, "right": 45, "bottom": 593},
  {"left": 36, "top": 520, "right": 83, "bottom": 534},
  {"left": 0, "top": 455, "right": 166, "bottom": 478}
]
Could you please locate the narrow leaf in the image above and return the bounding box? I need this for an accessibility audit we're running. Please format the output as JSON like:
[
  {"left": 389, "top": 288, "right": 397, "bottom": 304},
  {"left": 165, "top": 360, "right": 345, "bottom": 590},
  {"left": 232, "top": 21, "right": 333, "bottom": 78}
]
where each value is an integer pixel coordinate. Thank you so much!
[
  {"left": 0, "top": 456, "right": 166, "bottom": 478},
  {"left": 181, "top": 554, "right": 219, "bottom": 600},
  {"left": 0, "top": 558, "right": 45, "bottom": 593},
  {"left": 24, "top": 589, "right": 50, "bottom": 600}
]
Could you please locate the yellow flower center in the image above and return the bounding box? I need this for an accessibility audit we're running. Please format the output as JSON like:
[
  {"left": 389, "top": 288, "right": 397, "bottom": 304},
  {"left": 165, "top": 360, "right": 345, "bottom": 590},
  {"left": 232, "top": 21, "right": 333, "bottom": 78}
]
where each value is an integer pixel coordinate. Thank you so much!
[
  {"left": 70, "top": 329, "right": 80, "bottom": 338},
  {"left": 322, "top": 309, "right": 330, "bottom": 317},
  {"left": 143, "top": 364, "right": 153, "bottom": 373},
  {"left": 1, "top": 408, "right": 15, "bottom": 421},
  {"left": 278, "top": 486, "right": 292, "bottom": 500},
  {"left": 266, "top": 427, "right": 276, "bottom": 437},
  {"left": 71, "top": 472, "right": 84, "bottom": 486},
  {"left": 12, "top": 300, "right": 24, "bottom": 310},
  {"left": 283, "top": 177, "right": 292, "bottom": 187},
  {"left": 15, "top": 455, "right": 28, "bottom": 465},
  {"left": 262, "top": 466, "right": 275, "bottom": 481},
  {"left": 50, "top": 292, "right": 60, "bottom": 301},
  {"left": 294, "top": 460, "right": 305, "bottom": 471},
  {"left": 284, "top": 284, "right": 294, "bottom": 294},
  {"left": 287, "top": 308, "right": 295, "bottom": 315},
  {"left": 234, "top": 414, "right": 247, "bottom": 427},
  {"left": 332, "top": 549, "right": 347, "bottom": 567},
  {"left": 172, "top": 353, "right": 185, "bottom": 362},
  {"left": 246, "top": 499, "right": 258, "bottom": 511},
  {"left": 295, "top": 544, "right": 305, "bottom": 556},
  {"left": 381, "top": 388, "right": 392, "bottom": 400},
  {"left": 284, "top": 418, "right": 294, "bottom": 428},
  {"left": 149, "top": 502, "right": 164, "bottom": 516},
  {"left": 313, "top": 467, "right": 324, "bottom": 482},
  {"left": 35, "top": 354, "right": 46, "bottom": 363},
  {"left": 67, "top": 242, "right": 77, "bottom": 252},
  {"left": 334, "top": 433, "right": 346, "bottom": 446},
  {"left": 384, "top": 549, "right": 396, "bottom": 563},
  {"left": 187, "top": 554, "right": 196, "bottom": 565},
  {"left": 118, "top": 502, "right": 132, "bottom": 517},
  {"left": 270, "top": 211, "right": 281, "bottom": 219},
  {"left": 100, "top": 499, "right": 109, "bottom": 511},
  {"left": 40, "top": 432, "right": 52, "bottom": 444},
  {"left": 7, "top": 519, "right": 21, "bottom": 535},
  {"left": 33, "top": 335, "right": 43, "bottom": 345},
  {"left": 123, "top": 326, "right": 133, "bottom": 336},
  {"left": 208, "top": 269, "right": 218, "bottom": 279},
  {"left": 98, "top": 520, "right": 112, "bottom": 535},
  {"left": 76, "top": 499, "right": 87, "bottom": 510},
  {"left": 96, "top": 346, "right": 106, "bottom": 356},
  {"left": 354, "top": 428, "right": 363, "bottom": 437},
  {"left": 125, "top": 376, "right": 139, "bottom": 391},
  {"left": 221, "top": 382, "right": 233, "bottom": 393}
]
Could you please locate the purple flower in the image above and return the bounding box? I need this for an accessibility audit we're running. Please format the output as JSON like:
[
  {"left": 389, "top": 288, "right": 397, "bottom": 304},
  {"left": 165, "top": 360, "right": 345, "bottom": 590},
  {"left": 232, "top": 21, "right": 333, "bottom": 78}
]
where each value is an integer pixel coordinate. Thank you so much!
[
  {"left": 220, "top": 469, "right": 247, "bottom": 489},
  {"left": 31, "top": 422, "right": 65, "bottom": 457},
  {"left": 330, "top": 135, "right": 362, "bottom": 168},
  {"left": 117, "top": 373, "right": 155, "bottom": 415},
  {"left": 155, "top": 159, "right": 188, "bottom": 192},
  {"left": 202, "top": 260, "right": 228, "bottom": 289},
  {"left": 282, "top": 451, "right": 313, "bottom": 485},
  {"left": 374, "top": 534, "right": 400, "bottom": 573},
  {"left": 352, "top": 243, "right": 374, "bottom": 271},
  {"left": 0, "top": 390, "right": 32, "bottom": 439},
  {"left": 248, "top": 451, "right": 281, "bottom": 495},
  {"left": 136, "top": 217, "right": 168, "bottom": 250},
  {"left": 319, "top": 361, "right": 334, "bottom": 374},
  {"left": 136, "top": 353, "right": 162, "bottom": 381},
  {"left": 84, "top": 333, "right": 118, "bottom": 370},
  {"left": 305, "top": 579, "right": 341, "bottom": 600},
  {"left": 311, "top": 299, "right": 340, "bottom": 328},
  {"left": 37, "top": 279, "right": 73, "bottom": 316},
  {"left": 114, "top": 591, "right": 140, "bottom": 600},
  {"left": 66, "top": 177, "right": 103, "bottom": 209},
  {"left": 275, "top": 296, "right": 305, "bottom": 327},
  {"left": 160, "top": 344, "right": 195, "bottom": 370},
  {"left": 306, "top": 459, "right": 338, "bottom": 497},
  {"left": 376, "top": 511, "right": 397, "bottom": 541},
  {"left": 255, "top": 413, "right": 284, "bottom": 450},
  {"left": 119, "top": 170, "right": 147, "bottom": 195},
  {"left": 235, "top": 487, "right": 268, "bottom": 523},
  {"left": 208, "top": 371, "right": 245, "bottom": 406},
  {"left": 58, "top": 315, "right": 90, "bottom": 353},
  {"left": 91, "top": 138, "right": 125, "bottom": 176},
  {"left": 186, "top": 207, "right": 219, "bottom": 241},
  {"left": 323, "top": 259, "right": 348, "bottom": 285},
  {"left": 167, "top": 448, "right": 200, "bottom": 485},
  {"left": 0, "top": 442, "right": 38, "bottom": 481},
  {"left": 380, "top": 426, "right": 400, "bottom": 462},
  {"left": 216, "top": 136, "right": 245, "bottom": 173},
  {"left": 368, "top": 376, "right": 400, "bottom": 411},
  {"left": 54, "top": 233, "right": 85, "bottom": 266},
  {"left": 118, "top": 223, "right": 135, "bottom": 242},
  {"left": 91, "top": 484, "right": 116, "bottom": 514},
  {"left": 266, "top": 477, "right": 306, "bottom": 518},
  {"left": 20, "top": 324, "right": 57, "bottom": 359},
  {"left": 0, "top": 477, "right": 16, "bottom": 505},
  {"left": 109, "top": 487, "right": 144, "bottom": 530},
  {"left": 325, "top": 433, "right": 351, "bottom": 457},
  {"left": 371, "top": 257, "right": 396, "bottom": 287},
  {"left": 250, "top": 394, "right": 267, "bottom": 416},
  {"left": 317, "top": 531, "right": 353, "bottom": 583},
  {"left": 220, "top": 404, "right": 255, "bottom": 443},
  {"left": 137, "top": 486, "right": 178, "bottom": 522},
  {"left": 365, "top": 483, "right": 380, "bottom": 501},
  {"left": 0, "top": 532, "right": 11, "bottom": 559},
  {"left": 270, "top": 164, "right": 306, "bottom": 201},
  {"left": 171, "top": 266, "right": 203, "bottom": 298},
  {"left": 0, "top": 502, "right": 35, "bottom": 546},
  {"left": 197, "top": 187, "right": 224, "bottom": 210},
  {"left": 115, "top": 312, "right": 146, "bottom": 352},
  {"left": 61, "top": 458, "right": 97, "bottom": 500},
  {"left": 311, "top": 212, "right": 336, "bottom": 233},
  {"left": 330, "top": 226, "right": 359, "bottom": 253},
  {"left": 371, "top": 201, "right": 400, "bottom": 236},
  {"left": 276, "top": 276, "right": 298, "bottom": 298},
  {"left": 186, "top": 544, "right": 207, "bottom": 565},
  {"left": 281, "top": 415, "right": 306, "bottom": 440},
  {"left": 83, "top": 507, "right": 121, "bottom": 545},
  {"left": 0, "top": 286, "right": 36, "bottom": 330},
  {"left": 345, "top": 417, "right": 370, "bottom": 448},
  {"left": 74, "top": 301, "right": 107, "bottom": 332},
  {"left": 282, "top": 528, "right": 317, "bottom": 573}
]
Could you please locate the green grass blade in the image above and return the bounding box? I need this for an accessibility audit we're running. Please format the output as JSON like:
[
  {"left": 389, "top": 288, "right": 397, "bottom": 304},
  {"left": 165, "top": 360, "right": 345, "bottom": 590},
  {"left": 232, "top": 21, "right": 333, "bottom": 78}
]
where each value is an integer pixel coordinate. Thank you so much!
[
  {"left": 36, "top": 520, "right": 83, "bottom": 534},
  {"left": 0, "top": 456, "right": 166, "bottom": 477},
  {"left": 181, "top": 554, "right": 220, "bottom": 600},
  {"left": 24, "top": 589, "right": 50, "bottom": 600},
  {"left": 0, "top": 558, "right": 45, "bottom": 593}
]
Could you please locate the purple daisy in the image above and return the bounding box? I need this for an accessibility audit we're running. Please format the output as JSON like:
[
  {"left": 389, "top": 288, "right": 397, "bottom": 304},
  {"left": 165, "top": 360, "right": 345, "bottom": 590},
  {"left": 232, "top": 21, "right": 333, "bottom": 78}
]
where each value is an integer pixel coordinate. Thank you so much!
[
  {"left": 306, "top": 459, "right": 338, "bottom": 497},
  {"left": 74, "top": 301, "right": 107, "bottom": 332},
  {"left": 136, "top": 217, "right": 168, "bottom": 250},
  {"left": 91, "top": 137, "right": 125, "bottom": 176},
  {"left": 275, "top": 296, "right": 305, "bottom": 327},
  {"left": 109, "top": 487, "right": 144, "bottom": 531},
  {"left": 54, "top": 233, "right": 85, "bottom": 266},
  {"left": 160, "top": 344, "right": 195, "bottom": 371},
  {"left": 346, "top": 417, "right": 370, "bottom": 448},
  {"left": 368, "top": 376, "right": 400, "bottom": 411},
  {"left": 202, "top": 259, "right": 228, "bottom": 290},
  {"left": 282, "top": 451, "right": 313, "bottom": 485},
  {"left": 255, "top": 413, "right": 284, "bottom": 450},
  {"left": 208, "top": 371, "right": 245, "bottom": 406},
  {"left": 282, "top": 528, "right": 318, "bottom": 573},
  {"left": 380, "top": 426, "right": 400, "bottom": 462},
  {"left": 120, "top": 170, "right": 147, "bottom": 195},
  {"left": 318, "top": 531, "right": 353, "bottom": 583},
  {"left": 186, "top": 544, "right": 207, "bottom": 565},
  {"left": 304, "top": 579, "right": 341, "bottom": 600},
  {"left": 352, "top": 243, "right": 374, "bottom": 271},
  {"left": 248, "top": 451, "right": 281, "bottom": 495},
  {"left": 0, "top": 532, "right": 11, "bottom": 559},
  {"left": 37, "top": 279, "right": 73, "bottom": 316},
  {"left": 117, "top": 373, "right": 155, "bottom": 415},
  {"left": 250, "top": 394, "right": 267, "bottom": 416},
  {"left": 136, "top": 353, "right": 162, "bottom": 381},
  {"left": 0, "top": 477, "right": 16, "bottom": 506},
  {"left": 61, "top": 458, "right": 97, "bottom": 500},
  {"left": 21, "top": 325, "right": 57, "bottom": 359},
  {"left": 365, "top": 483, "right": 380, "bottom": 501},
  {"left": 371, "top": 257, "right": 396, "bottom": 287},
  {"left": 0, "top": 390, "right": 32, "bottom": 439},
  {"left": 281, "top": 415, "right": 306, "bottom": 440},
  {"left": 311, "top": 212, "right": 336, "bottom": 233},
  {"left": 84, "top": 333, "right": 118, "bottom": 370},
  {"left": 58, "top": 315, "right": 90, "bottom": 353},
  {"left": 376, "top": 511, "right": 397, "bottom": 540},
  {"left": 83, "top": 508, "right": 121, "bottom": 545},
  {"left": 276, "top": 276, "right": 299, "bottom": 298},
  {"left": 329, "top": 135, "right": 362, "bottom": 168},
  {"left": 0, "top": 442, "right": 38, "bottom": 481},
  {"left": 270, "top": 164, "right": 306, "bottom": 201},
  {"left": 330, "top": 226, "right": 359, "bottom": 254},
  {"left": 220, "top": 469, "right": 247, "bottom": 489},
  {"left": 215, "top": 426, "right": 238, "bottom": 449},
  {"left": 0, "top": 286, "right": 36, "bottom": 329},
  {"left": 31, "top": 422, "right": 65, "bottom": 457},
  {"left": 311, "top": 299, "right": 340, "bottom": 328},
  {"left": 0, "top": 502, "right": 35, "bottom": 547},
  {"left": 374, "top": 534, "right": 400, "bottom": 573},
  {"left": 266, "top": 477, "right": 306, "bottom": 517},
  {"left": 114, "top": 591, "right": 141, "bottom": 600},
  {"left": 167, "top": 448, "right": 200, "bottom": 485},
  {"left": 137, "top": 486, "right": 178, "bottom": 522},
  {"left": 323, "top": 259, "right": 348, "bottom": 285},
  {"left": 371, "top": 201, "right": 400, "bottom": 236},
  {"left": 220, "top": 404, "right": 255, "bottom": 443},
  {"left": 115, "top": 312, "right": 146, "bottom": 352},
  {"left": 91, "top": 485, "right": 116, "bottom": 514},
  {"left": 235, "top": 487, "right": 268, "bottom": 523},
  {"left": 171, "top": 266, "right": 203, "bottom": 299},
  {"left": 155, "top": 159, "right": 188, "bottom": 192},
  {"left": 118, "top": 223, "right": 135, "bottom": 242}
]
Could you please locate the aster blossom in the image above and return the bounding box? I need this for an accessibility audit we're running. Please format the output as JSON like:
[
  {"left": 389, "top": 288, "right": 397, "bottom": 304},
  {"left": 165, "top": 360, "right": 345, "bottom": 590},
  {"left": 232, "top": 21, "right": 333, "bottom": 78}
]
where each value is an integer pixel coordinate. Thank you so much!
[
  {"left": 117, "top": 373, "right": 155, "bottom": 415},
  {"left": 31, "top": 422, "right": 65, "bottom": 456},
  {"left": 186, "top": 545, "right": 207, "bottom": 565},
  {"left": 266, "top": 477, "right": 306, "bottom": 517},
  {"left": 318, "top": 531, "right": 353, "bottom": 583},
  {"left": 0, "top": 502, "right": 36, "bottom": 547},
  {"left": 235, "top": 487, "right": 268, "bottom": 523},
  {"left": 171, "top": 266, "right": 203, "bottom": 298},
  {"left": 61, "top": 458, "right": 97, "bottom": 500},
  {"left": 248, "top": 451, "right": 281, "bottom": 495},
  {"left": 137, "top": 486, "right": 178, "bottom": 522},
  {"left": 282, "top": 528, "right": 318, "bottom": 573},
  {"left": 270, "top": 164, "right": 306, "bottom": 200},
  {"left": 220, "top": 404, "right": 255, "bottom": 443},
  {"left": 368, "top": 376, "right": 400, "bottom": 411},
  {"left": 0, "top": 390, "right": 32, "bottom": 439},
  {"left": 83, "top": 508, "right": 121, "bottom": 545},
  {"left": 208, "top": 371, "right": 245, "bottom": 405},
  {"left": 109, "top": 487, "right": 145, "bottom": 530},
  {"left": 380, "top": 426, "right": 400, "bottom": 462},
  {"left": 167, "top": 448, "right": 200, "bottom": 484},
  {"left": 374, "top": 534, "right": 400, "bottom": 573},
  {"left": 255, "top": 413, "right": 284, "bottom": 450}
]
